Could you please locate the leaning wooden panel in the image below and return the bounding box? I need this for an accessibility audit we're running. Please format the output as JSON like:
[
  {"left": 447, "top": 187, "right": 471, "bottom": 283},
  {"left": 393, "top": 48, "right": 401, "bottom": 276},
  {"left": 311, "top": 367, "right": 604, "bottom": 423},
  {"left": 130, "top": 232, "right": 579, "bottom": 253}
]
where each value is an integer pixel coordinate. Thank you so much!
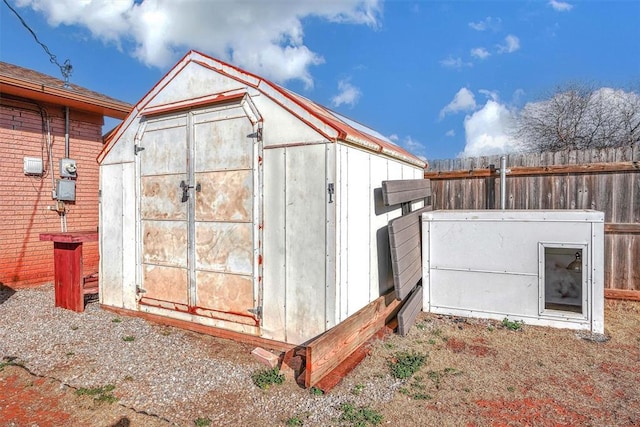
[
  {"left": 382, "top": 179, "right": 431, "bottom": 206},
  {"left": 398, "top": 285, "right": 424, "bottom": 336},
  {"left": 388, "top": 206, "right": 432, "bottom": 300},
  {"left": 304, "top": 291, "right": 401, "bottom": 388}
]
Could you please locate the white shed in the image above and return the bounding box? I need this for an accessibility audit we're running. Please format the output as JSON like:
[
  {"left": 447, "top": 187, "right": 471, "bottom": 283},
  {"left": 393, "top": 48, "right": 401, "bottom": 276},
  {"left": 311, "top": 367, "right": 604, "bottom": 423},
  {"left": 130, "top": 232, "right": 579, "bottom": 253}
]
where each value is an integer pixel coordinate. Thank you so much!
[{"left": 98, "top": 51, "right": 426, "bottom": 346}]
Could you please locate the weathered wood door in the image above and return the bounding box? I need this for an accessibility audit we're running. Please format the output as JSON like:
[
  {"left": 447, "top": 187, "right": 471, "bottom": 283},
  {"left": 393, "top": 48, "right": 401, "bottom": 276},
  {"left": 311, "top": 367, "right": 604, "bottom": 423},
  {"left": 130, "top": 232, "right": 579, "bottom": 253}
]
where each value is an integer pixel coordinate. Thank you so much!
[{"left": 137, "top": 103, "right": 261, "bottom": 326}]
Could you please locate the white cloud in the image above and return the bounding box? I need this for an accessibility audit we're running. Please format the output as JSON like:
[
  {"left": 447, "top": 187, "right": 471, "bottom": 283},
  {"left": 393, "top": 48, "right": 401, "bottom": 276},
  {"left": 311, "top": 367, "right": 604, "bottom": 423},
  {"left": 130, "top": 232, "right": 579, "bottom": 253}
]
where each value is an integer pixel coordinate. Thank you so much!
[
  {"left": 399, "top": 136, "right": 428, "bottom": 161},
  {"left": 445, "top": 129, "right": 455, "bottom": 137},
  {"left": 331, "top": 79, "right": 362, "bottom": 107},
  {"left": 512, "top": 88, "right": 526, "bottom": 105},
  {"left": 15, "top": 0, "right": 381, "bottom": 87},
  {"left": 479, "top": 89, "right": 499, "bottom": 101},
  {"left": 461, "top": 100, "right": 520, "bottom": 157},
  {"left": 388, "top": 134, "right": 427, "bottom": 160},
  {"left": 439, "top": 88, "right": 477, "bottom": 119},
  {"left": 549, "top": 0, "right": 573, "bottom": 11},
  {"left": 497, "top": 35, "right": 520, "bottom": 54},
  {"left": 439, "top": 56, "right": 472, "bottom": 69},
  {"left": 470, "top": 47, "right": 490, "bottom": 60},
  {"left": 468, "top": 16, "right": 501, "bottom": 32}
]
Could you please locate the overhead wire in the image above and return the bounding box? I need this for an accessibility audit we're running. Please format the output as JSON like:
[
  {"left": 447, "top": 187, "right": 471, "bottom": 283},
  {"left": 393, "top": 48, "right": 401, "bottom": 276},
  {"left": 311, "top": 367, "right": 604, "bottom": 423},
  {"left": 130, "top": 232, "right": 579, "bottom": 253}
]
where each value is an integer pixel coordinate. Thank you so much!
[{"left": 2, "top": 0, "right": 72, "bottom": 85}]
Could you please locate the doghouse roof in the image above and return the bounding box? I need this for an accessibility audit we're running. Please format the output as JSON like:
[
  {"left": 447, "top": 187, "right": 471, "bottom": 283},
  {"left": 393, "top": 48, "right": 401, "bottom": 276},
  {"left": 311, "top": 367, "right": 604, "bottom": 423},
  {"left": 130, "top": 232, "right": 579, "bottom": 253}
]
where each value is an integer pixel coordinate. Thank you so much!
[
  {"left": 0, "top": 62, "right": 132, "bottom": 119},
  {"left": 99, "top": 50, "right": 426, "bottom": 168}
]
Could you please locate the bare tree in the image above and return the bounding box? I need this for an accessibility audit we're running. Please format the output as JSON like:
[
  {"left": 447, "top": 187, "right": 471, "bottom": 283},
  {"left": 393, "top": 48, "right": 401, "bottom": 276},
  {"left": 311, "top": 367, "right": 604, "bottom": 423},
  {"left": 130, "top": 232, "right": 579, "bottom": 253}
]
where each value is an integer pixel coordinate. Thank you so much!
[{"left": 514, "top": 83, "right": 640, "bottom": 152}]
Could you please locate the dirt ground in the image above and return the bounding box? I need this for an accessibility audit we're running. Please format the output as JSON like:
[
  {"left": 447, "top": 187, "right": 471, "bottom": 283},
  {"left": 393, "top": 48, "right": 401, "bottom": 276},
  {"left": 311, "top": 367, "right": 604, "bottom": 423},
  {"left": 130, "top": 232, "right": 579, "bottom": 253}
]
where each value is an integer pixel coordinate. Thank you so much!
[{"left": 1, "top": 299, "right": 639, "bottom": 427}]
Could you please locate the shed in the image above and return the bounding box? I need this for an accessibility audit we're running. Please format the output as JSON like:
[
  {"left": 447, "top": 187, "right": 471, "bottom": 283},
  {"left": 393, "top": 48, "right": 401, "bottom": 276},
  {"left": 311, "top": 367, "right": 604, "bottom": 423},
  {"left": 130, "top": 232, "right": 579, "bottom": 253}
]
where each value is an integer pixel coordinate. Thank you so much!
[{"left": 98, "top": 51, "right": 426, "bottom": 346}]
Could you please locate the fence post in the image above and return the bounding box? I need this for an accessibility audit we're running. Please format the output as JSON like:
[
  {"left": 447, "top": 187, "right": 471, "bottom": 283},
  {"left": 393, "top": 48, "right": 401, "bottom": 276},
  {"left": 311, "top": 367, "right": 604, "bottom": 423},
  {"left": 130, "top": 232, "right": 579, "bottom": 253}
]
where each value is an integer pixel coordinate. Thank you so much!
[{"left": 487, "top": 164, "right": 496, "bottom": 209}]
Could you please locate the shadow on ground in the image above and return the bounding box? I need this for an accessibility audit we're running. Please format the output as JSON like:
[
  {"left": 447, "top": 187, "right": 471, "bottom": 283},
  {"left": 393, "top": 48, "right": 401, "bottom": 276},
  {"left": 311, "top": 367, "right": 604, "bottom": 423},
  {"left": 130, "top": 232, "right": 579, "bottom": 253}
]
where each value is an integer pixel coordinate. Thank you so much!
[{"left": 0, "top": 284, "right": 16, "bottom": 304}]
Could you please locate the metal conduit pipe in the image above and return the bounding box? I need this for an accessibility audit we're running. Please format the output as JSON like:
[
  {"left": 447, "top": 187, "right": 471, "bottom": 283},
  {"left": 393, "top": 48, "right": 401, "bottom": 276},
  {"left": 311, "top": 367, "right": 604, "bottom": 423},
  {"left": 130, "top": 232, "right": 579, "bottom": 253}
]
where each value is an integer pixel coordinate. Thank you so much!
[
  {"left": 64, "top": 106, "right": 70, "bottom": 157},
  {"left": 500, "top": 155, "right": 506, "bottom": 210}
]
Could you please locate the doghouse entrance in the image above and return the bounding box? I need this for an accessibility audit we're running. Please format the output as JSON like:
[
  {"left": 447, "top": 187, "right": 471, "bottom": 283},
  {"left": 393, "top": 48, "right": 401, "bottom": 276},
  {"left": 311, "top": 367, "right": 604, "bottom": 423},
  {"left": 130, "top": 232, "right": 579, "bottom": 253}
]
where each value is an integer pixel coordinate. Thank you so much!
[{"left": 540, "top": 244, "right": 586, "bottom": 315}]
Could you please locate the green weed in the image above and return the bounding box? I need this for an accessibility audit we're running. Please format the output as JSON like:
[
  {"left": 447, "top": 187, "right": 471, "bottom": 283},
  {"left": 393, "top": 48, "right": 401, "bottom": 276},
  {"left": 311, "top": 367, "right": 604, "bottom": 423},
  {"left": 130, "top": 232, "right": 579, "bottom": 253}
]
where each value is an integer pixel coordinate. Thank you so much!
[
  {"left": 352, "top": 384, "right": 365, "bottom": 396},
  {"left": 194, "top": 417, "right": 212, "bottom": 427},
  {"left": 75, "top": 384, "right": 118, "bottom": 404},
  {"left": 310, "top": 386, "right": 324, "bottom": 396},
  {"left": 286, "top": 416, "right": 305, "bottom": 426},
  {"left": 122, "top": 335, "right": 135, "bottom": 342},
  {"left": 339, "top": 402, "right": 383, "bottom": 426},
  {"left": 111, "top": 318, "right": 122, "bottom": 323},
  {"left": 412, "top": 393, "right": 432, "bottom": 400},
  {"left": 251, "top": 367, "right": 285, "bottom": 390},
  {"left": 389, "top": 351, "right": 427, "bottom": 379},
  {"left": 501, "top": 318, "right": 523, "bottom": 331}
]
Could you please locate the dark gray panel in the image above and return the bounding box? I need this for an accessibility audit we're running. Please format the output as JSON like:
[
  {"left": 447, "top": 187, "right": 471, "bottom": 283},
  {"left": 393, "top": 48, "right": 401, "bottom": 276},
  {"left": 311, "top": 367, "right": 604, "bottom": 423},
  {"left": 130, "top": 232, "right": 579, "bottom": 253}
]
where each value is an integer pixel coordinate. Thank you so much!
[
  {"left": 388, "top": 206, "right": 432, "bottom": 300},
  {"left": 398, "top": 285, "right": 423, "bottom": 336},
  {"left": 382, "top": 179, "right": 432, "bottom": 206}
]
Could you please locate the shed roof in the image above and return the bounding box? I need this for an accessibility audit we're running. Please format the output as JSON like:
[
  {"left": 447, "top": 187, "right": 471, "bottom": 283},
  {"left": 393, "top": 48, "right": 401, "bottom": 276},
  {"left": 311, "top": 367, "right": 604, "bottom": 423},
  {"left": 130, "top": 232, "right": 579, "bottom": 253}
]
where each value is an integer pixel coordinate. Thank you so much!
[
  {"left": 0, "top": 62, "right": 132, "bottom": 119},
  {"left": 100, "top": 51, "right": 426, "bottom": 168}
]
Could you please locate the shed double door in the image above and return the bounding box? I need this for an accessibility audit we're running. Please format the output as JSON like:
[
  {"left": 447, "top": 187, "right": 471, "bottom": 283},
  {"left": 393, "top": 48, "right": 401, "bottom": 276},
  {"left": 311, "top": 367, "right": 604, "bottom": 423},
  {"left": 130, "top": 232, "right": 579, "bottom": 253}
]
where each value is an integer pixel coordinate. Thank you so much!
[{"left": 136, "top": 104, "right": 261, "bottom": 325}]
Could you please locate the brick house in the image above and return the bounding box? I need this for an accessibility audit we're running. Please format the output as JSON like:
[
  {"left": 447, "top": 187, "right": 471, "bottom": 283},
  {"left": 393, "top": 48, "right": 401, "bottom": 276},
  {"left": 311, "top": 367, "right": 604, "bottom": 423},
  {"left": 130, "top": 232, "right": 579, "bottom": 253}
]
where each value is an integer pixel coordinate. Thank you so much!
[{"left": 0, "top": 62, "right": 131, "bottom": 288}]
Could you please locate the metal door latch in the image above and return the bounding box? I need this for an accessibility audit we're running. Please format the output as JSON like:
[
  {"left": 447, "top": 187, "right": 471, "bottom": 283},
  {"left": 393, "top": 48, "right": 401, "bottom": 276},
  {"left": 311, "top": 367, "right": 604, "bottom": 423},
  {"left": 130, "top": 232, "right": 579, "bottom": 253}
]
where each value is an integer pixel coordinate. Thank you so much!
[
  {"left": 180, "top": 181, "right": 201, "bottom": 202},
  {"left": 328, "top": 183, "right": 335, "bottom": 203}
]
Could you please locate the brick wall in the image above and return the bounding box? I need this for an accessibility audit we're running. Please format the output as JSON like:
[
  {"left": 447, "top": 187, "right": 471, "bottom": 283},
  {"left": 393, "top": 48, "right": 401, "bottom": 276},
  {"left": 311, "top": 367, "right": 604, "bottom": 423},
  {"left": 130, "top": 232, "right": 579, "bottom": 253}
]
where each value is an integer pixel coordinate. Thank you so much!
[{"left": 0, "top": 98, "right": 104, "bottom": 288}]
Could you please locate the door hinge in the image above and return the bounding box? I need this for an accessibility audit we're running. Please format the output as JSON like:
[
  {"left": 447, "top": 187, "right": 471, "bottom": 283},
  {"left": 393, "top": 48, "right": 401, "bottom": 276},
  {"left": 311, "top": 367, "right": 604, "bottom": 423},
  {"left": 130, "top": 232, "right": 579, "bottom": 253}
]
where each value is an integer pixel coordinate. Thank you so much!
[
  {"left": 134, "top": 145, "right": 145, "bottom": 155},
  {"left": 247, "top": 127, "right": 263, "bottom": 142},
  {"left": 248, "top": 306, "right": 262, "bottom": 319}
]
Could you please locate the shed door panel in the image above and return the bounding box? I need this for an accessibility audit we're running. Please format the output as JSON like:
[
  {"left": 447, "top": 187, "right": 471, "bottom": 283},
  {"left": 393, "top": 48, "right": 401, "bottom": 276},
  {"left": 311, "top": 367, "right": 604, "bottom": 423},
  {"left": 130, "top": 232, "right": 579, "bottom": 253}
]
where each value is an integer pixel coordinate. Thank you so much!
[
  {"left": 192, "top": 110, "right": 256, "bottom": 319},
  {"left": 138, "top": 106, "right": 259, "bottom": 323},
  {"left": 139, "top": 116, "right": 189, "bottom": 307}
]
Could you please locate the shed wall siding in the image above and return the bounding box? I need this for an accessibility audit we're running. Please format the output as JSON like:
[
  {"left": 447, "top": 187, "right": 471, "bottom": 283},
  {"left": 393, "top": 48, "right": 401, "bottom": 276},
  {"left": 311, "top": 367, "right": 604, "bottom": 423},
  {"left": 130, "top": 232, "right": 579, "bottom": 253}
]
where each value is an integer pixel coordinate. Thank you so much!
[
  {"left": 99, "top": 161, "right": 137, "bottom": 309},
  {"left": 0, "top": 100, "right": 102, "bottom": 288},
  {"left": 261, "top": 147, "right": 287, "bottom": 341},
  {"left": 143, "top": 62, "right": 246, "bottom": 109},
  {"left": 100, "top": 118, "right": 137, "bottom": 165},
  {"left": 283, "top": 143, "right": 328, "bottom": 344},
  {"left": 335, "top": 144, "right": 423, "bottom": 321},
  {"left": 252, "top": 94, "right": 331, "bottom": 147}
]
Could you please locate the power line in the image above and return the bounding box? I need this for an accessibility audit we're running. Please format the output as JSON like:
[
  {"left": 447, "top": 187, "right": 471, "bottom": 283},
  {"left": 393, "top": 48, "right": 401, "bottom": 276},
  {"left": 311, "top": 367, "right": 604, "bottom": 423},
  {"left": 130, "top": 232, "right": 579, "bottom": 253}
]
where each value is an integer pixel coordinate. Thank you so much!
[{"left": 2, "top": 0, "right": 72, "bottom": 86}]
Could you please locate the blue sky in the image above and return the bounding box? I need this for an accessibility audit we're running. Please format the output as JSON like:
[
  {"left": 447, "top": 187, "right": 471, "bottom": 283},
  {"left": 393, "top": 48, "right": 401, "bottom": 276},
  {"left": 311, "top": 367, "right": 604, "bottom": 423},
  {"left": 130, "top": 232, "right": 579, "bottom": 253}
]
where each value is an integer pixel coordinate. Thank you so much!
[{"left": 1, "top": 0, "right": 639, "bottom": 160}]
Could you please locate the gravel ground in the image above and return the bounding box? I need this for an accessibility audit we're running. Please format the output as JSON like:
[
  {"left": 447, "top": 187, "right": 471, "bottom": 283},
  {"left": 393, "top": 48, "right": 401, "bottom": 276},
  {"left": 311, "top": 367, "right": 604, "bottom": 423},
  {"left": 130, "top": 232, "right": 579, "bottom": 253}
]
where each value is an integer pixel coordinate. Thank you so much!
[
  {"left": 3, "top": 284, "right": 638, "bottom": 426},
  {"left": 0, "top": 284, "right": 398, "bottom": 426}
]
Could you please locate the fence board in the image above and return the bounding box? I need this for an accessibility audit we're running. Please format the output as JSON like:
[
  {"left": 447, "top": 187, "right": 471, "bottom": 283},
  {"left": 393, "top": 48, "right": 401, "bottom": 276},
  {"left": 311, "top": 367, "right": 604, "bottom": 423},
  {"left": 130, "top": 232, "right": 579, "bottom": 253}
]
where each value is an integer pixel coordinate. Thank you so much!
[{"left": 426, "top": 146, "right": 640, "bottom": 293}]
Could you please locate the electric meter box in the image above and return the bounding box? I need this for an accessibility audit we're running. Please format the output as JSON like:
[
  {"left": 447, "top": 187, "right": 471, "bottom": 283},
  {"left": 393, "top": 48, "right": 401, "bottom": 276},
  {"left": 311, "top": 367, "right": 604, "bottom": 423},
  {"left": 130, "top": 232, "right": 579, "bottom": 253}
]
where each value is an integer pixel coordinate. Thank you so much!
[
  {"left": 56, "top": 179, "right": 76, "bottom": 201},
  {"left": 59, "top": 158, "right": 77, "bottom": 178}
]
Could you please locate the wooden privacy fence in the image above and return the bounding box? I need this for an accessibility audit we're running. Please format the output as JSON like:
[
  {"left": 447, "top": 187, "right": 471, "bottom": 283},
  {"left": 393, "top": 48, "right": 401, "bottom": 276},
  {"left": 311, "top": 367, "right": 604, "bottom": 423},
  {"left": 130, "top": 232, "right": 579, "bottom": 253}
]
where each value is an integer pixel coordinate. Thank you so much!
[{"left": 424, "top": 145, "right": 640, "bottom": 300}]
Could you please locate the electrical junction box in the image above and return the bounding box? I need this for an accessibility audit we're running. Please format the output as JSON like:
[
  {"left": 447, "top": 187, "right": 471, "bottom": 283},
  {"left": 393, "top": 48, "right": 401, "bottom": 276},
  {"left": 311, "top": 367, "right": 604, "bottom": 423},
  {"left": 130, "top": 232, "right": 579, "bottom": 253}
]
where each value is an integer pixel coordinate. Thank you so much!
[
  {"left": 56, "top": 179, "right": 76, "bottom": 201},
  {"left": 59, "top": 158, "right": 77, "bottom": 178},
  {"left": 24, "top": 157, "right": 43, "bottom": 175}
]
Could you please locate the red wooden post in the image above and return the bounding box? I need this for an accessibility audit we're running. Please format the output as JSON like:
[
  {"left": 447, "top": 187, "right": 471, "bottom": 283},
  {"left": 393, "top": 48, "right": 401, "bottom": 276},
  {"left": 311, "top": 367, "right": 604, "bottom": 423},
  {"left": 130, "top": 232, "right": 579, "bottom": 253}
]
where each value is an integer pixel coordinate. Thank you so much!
[
  {"left": 39, "top": 231, "right": 98, "bottom": 312},
  {"left": 51, "top": 242, "right": 84, "bottom": 311}
]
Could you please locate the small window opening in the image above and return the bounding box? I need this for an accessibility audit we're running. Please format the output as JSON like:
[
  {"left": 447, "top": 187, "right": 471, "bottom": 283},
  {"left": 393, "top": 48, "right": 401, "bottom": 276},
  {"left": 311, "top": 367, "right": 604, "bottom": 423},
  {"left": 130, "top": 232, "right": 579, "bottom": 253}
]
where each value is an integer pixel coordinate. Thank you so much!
[{"left": 544, "top": 247, "right": 583, "bottom": 314}]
